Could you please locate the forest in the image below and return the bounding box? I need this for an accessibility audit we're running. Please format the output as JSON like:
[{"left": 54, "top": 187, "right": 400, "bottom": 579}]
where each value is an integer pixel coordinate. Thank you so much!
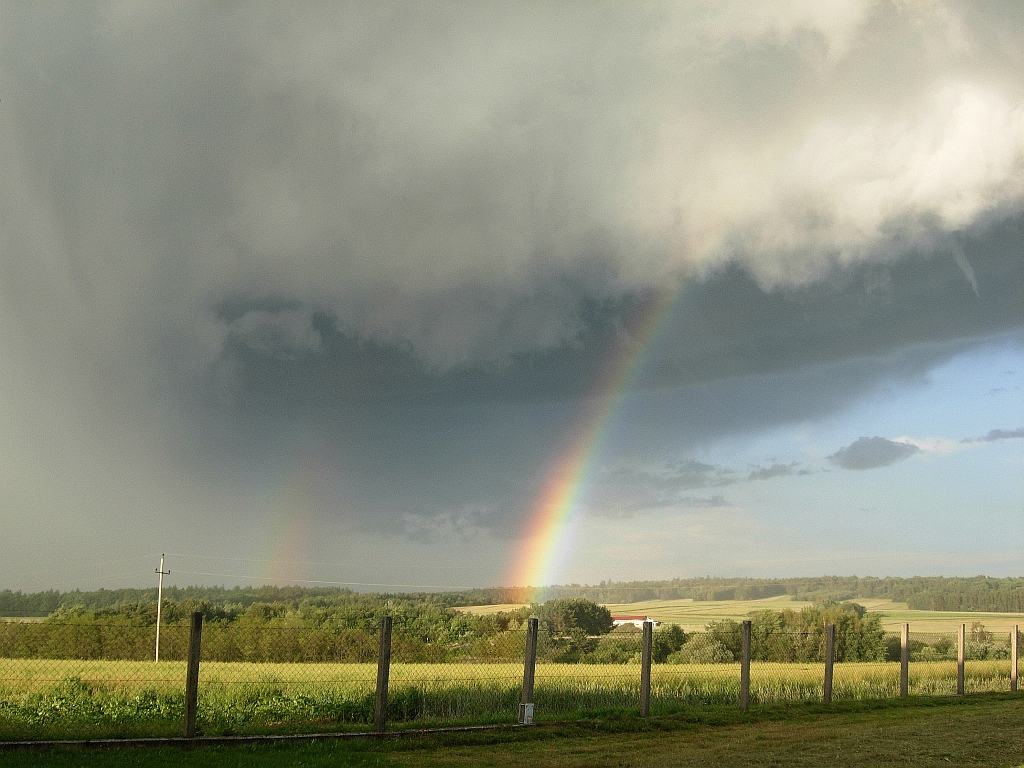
[
  {"left": 5, "top": 595, "right": 1004, "bottom": 665},
  {"left": 3, "top": 575, "right": 1024, "bottom": 617}
]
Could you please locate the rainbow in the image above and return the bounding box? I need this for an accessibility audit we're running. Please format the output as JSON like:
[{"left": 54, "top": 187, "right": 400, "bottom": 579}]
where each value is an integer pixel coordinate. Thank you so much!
[
  {"left": 508, "top": 285, "right": 683, "bottom": 597},
  {"left": 260, "top": 446, "right": 338, "bottom": 584}
]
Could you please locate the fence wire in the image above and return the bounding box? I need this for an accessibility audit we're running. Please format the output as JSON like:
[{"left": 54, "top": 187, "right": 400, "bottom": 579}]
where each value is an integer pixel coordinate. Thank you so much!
[
  {"left": 0, "top": 620, "right": 1019, "bottom": 740},
  {"left": 533, "top": 628, "right": 644, "bottom": 717}
]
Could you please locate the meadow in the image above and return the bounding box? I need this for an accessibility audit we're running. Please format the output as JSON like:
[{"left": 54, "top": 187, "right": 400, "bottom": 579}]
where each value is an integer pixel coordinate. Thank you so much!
[
  {"left": 0, "top": 657, "right": 1014, "bottom": 740},
  {"left": 2, "top": 594, "right": 1020, "bottom": 741},
  {"left": 591, "top": 596, "right": 1024, "bottom": 634}
]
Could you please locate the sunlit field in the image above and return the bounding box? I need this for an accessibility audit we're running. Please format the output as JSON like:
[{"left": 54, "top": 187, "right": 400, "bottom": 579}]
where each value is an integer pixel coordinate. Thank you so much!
[
  {"left": 593, "top": 597, "right": 1024, "bottom": 634},
  {"left": 0, "top": 658, "right": 1014, "bottom": 740}
]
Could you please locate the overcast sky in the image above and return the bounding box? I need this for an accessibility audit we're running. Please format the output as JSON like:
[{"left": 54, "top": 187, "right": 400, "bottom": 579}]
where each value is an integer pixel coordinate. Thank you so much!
[{"left": 1, "top": 1, "right": 1021, "bottom": 594}]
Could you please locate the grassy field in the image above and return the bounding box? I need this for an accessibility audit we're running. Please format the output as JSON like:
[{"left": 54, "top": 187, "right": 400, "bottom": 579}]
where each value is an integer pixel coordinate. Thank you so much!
[
  {"left": 0, "top": 657, "right": 1015, "bottom": 741},
  {"left": 1, "top": 694, "right": 1022, "bottom": 767},
  {"left": 594, "top": 596, "right": 1024, "bottom": 634}
]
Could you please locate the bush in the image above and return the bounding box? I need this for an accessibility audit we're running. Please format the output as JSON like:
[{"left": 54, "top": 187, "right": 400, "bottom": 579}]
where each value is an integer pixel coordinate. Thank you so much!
[
  {"left": 537, "top": 599, "right": 613, "bottom": 636},
  {"left": 667, "top": 634, "right": 732, "bottom": 664},
  {"left": 652, "top": 625, "right": 686, "bottom": 663},
  {"left": 589, "top": 633, "right": 640, "bottom": 664}
]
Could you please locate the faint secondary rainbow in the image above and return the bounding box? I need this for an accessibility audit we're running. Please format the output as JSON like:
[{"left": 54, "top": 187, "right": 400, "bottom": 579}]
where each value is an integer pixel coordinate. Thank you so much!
[
  {"left": 508, "top": 286, "right": 683, "bottom": 597},
  {"left": 259, "top": 446, "right": 339, "bottom": 585}
]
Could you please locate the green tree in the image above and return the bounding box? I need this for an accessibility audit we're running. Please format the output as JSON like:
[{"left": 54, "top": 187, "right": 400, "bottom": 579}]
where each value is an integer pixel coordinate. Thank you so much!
[
  {"left": 537, "top": 598, "right": 613, "bottom": 635},
  {"left": 652, "top": 624, "right": 686, "bottom": 662},
  {"left": 667, "top": 633, "right": 732, "bottom": 664}
]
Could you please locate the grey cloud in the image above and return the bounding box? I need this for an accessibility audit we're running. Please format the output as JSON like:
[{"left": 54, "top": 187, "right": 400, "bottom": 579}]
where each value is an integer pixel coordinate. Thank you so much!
[
  {"left": 587, "top": 462, "right": 738, "bottom": 517},
  {"left": 952, "top": 241, "right": 980, "bottom": 297},
  {"left": 400, "top": 505, "right": 494, "bottom": 544},
  {"left": 747, "top": 463, "right": 800, "bottom": 482},
  {"left": 3, "top": 2, "right": 1024, "bottom": 374},
  {"left": 978, "top": 427, "right": 1024, "bottom": 442},
  {"left": 228, "top": 309, "right": 323, "bottom": 360},
  {"left": 590, "top": 458, "right": 807, "bottom": 518},
  {"left": 828, "top": 436, "right": 920, "bottom": 470},
  {"left": 589, "top": 489, "right": 733, "bottom": 518},
  {"left": 657, "top": 461, "right": 739, "bottom": 490},
  {"left": 680, "top": 494, "right": 730, "bottom": 508}
]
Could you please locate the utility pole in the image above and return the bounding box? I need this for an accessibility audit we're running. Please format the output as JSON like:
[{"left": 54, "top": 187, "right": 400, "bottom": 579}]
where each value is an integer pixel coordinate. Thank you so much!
[{"left": 155, "top": 554, "right": 170, "bottom": 662}]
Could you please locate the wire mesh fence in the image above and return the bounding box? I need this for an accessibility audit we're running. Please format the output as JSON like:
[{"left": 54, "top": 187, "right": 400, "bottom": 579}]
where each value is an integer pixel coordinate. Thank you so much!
[
  {"left": 0, "top": 620, "right": 190, "bottom": 740},
  {"left": 534, "top": 628, "right": 644, "bottom": 717},
  {"left": 0, "top": 618, "right": 1019, "bottom": 741}
]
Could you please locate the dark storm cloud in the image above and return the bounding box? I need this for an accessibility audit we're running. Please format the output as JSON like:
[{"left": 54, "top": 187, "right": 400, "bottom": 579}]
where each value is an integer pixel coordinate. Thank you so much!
[
  {"left": 0, "top": 1, "right": 1022, "bottom": 569},
  {"left": 828, "top": 436, "right": 920, "bottom": 470},
  {"left": 3, "top": 2, "right": 1023, "bottom": 378},
  {"left": 196, "top": 222, "right": 1024, "bottom": 410}
]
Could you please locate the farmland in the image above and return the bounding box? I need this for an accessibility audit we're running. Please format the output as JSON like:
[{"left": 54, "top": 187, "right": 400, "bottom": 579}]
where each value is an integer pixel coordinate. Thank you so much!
[
  {"left": 593, "top": 596, "right": 1024, "bottom": 634},
  {"left": 1, "top": 588, "right": 1021, "bottom": 743}
]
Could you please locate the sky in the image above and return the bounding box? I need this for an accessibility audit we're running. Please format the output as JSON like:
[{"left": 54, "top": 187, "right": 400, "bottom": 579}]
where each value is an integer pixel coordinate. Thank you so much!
[{"left": 0, "top": 1, "right": 1021, "bottom": 595}]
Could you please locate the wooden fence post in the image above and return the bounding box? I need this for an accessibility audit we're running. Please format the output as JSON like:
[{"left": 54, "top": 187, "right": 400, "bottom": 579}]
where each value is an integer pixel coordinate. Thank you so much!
[
  {"left": 640, "top": 620, "right": 653, "bottom": 717},
  {"left": 900, "top": 623, "right": 909, "bottom": 698},
  {"left": 519, "top": 617, "right": 538, "bottom": 724},
  {"left": 957, "top": 623, "right": 965, "bottom": 696},
  {"left": 183, "top": 611, "right": 203, "bottom": 738},
  {"left": 374, "top": 615, "right": 393, "bottom": 733},
  {"left": 740, "top": 620, "right": 751, "bottom": 712},
  {"left": 1011, "top": 625, "right": 1018, "bottom": 693},
  {"left": 823, "top": 623, "right": 835, "bottom": 704}
]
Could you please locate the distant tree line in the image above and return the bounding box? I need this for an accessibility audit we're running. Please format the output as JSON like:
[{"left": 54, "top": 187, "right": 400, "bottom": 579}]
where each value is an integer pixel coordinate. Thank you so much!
[
  {"left": 905, "top": 588, "right": 1024, "bottom": 613},
  {"left": 3, "top": 575, "right": 1024, "bottom": 619},
  {"left": 8, "top": 596, "right": 990, "bottom": 666},
  {"left": 528, "top": 576, "right": 1024, "bottom": 608}
]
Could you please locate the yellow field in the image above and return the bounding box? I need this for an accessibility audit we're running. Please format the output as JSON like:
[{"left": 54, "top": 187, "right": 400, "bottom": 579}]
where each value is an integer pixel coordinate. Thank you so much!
[
  {"left": 0, "top": 657, "right": 1013, "bottom": 699},
  {"left": 0, "top": 656, "right": 1015, "bottom": 740},
  {"left": 596, "top": 596, "right": 1024, "bottom": 635}
]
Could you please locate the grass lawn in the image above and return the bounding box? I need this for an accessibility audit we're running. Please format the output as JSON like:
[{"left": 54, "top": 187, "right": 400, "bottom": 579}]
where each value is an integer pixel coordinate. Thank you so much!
[{"left": 3, "top": 694, "right": 1023, "bottom": 767}]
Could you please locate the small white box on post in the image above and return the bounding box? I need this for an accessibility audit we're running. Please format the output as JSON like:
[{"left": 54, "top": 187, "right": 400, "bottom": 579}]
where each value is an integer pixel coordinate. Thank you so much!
[{"left": 518, "top": 703, "right": 534, "bottom": 724}]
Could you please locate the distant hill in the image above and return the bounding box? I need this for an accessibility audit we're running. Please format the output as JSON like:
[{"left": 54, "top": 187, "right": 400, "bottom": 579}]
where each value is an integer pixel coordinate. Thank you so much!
[
  {"left": 470, "top": 576, "right": 1024, "bottom": 612},
  {"left": 1, "top": 575, "right": 1022, "bottom": 616}
]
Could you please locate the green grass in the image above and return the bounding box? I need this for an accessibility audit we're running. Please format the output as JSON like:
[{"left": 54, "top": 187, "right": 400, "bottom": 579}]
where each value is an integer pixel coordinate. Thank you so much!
[
  {"left": 1, "top": 658, "right": 1016, "bottom": 741},
  {"left": 1, "top": 694, "right": 1022, "bottom": 767}
]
